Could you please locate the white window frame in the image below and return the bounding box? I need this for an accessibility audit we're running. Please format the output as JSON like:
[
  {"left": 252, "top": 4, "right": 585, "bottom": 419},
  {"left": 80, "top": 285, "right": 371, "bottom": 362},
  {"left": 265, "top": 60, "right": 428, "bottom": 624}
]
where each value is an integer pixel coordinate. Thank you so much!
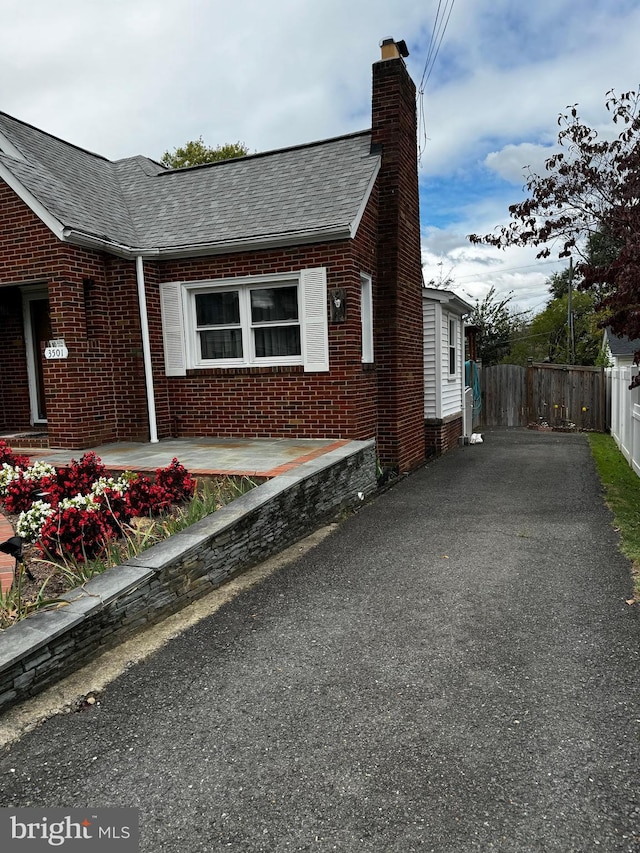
[
  {"left": 188, "top": 277, "right": 302, "bottom": 369},
  {"left": 448, "top": 316, "right": 457, "bottom": 377},
  {"left": 159, "top": 268, "right": 329, "bottom": 375},
  {"left": 360, "top": 272, "right": 374, "bottom": 363}
]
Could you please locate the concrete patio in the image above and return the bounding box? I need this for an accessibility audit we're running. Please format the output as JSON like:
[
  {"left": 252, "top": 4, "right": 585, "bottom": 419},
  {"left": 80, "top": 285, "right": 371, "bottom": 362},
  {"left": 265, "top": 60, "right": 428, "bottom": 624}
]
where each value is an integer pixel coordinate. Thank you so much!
[{"left": 4, "top": 436, "right": 351, "bottom": 479}]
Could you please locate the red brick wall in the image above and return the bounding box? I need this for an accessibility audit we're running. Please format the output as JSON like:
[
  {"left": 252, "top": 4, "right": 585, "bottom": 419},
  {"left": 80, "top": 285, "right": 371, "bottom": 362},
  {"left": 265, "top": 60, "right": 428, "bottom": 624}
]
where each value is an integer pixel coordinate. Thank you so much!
[
  {"left": 0, "top": 182, "right": 380, "bottom": 451},
  {"left": 146, "top": 221, "right": 379, "bottom": 442},
  {"left": 0, "top": 182, "right": 55, "bottom": 431},
  {"left": 0, "top": 183, "right": 147, "bottom": 448},
  {"left": 424, "top": 416, "right": 463, "bottom": 458},
  {"left": 371, "top": 55, "right": 425, "bottom": 472}
]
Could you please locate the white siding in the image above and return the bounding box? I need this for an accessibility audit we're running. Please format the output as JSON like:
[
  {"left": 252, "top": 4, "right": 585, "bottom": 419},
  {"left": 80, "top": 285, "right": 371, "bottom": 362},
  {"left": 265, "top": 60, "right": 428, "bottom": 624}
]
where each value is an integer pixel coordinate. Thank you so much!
[
  {"left": 423, "top": 290, "right": 470, "bottom": 422},
  {"left": 440, "top": 310, "right": 463, "bottom": 419},
  {"left": 423, "top": 299, "right": 438, "bottom": 418}
]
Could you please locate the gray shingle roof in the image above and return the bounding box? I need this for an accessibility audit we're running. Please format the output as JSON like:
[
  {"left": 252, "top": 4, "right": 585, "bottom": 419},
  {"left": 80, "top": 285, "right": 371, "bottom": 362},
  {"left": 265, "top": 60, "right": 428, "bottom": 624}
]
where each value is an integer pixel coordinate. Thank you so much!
[
  {"left": 605, "top": 328, "right": 640, "bottom": 356},
  {"left": 0, "top": 112, "right": 142, "bottom": 245},
  {"left": 0, "top": 111, "right": 380, "bottom": 255}
]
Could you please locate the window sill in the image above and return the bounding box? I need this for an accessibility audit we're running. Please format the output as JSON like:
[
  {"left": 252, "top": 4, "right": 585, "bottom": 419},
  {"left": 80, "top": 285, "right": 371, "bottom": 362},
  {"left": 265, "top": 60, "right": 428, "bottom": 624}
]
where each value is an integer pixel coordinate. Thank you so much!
[{"left": 185, "top": 365, "right": 305, "bottom": 377}]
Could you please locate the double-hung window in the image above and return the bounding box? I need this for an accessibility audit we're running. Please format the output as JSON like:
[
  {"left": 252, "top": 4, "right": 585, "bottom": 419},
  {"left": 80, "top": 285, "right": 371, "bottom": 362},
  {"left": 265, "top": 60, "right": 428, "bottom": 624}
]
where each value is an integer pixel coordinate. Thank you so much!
[
  {"left": 195, "top": 289, "right": 243, "bottom": 360},
  {"left": 159, "top": 268, "right": 329, "bottom": 375},
  {"left": 194, "top": 282, "right": 301, "bottom": 365},
  {"left": 448, "top": 317, "right": 457, "bottom": 376}
]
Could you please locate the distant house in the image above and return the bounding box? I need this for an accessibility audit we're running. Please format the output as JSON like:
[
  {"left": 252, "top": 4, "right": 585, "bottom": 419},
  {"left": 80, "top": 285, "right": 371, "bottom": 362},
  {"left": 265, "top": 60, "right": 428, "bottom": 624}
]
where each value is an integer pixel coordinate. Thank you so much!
[
  {"left": 0, "top": 39, "right": 426, "bottom": 473},
  {"left": 422, "top": 287, "right": 473, "bottom": 456},
  {"left": 602, "top": 328, "right": 640, "bottom": 368}
]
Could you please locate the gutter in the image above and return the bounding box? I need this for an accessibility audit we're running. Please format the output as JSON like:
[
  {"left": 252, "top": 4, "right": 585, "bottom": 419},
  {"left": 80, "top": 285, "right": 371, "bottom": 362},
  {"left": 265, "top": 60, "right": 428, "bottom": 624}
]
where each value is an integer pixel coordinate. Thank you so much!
[{"left": 61, "top": 223, "right": 353, "bottom": 260}]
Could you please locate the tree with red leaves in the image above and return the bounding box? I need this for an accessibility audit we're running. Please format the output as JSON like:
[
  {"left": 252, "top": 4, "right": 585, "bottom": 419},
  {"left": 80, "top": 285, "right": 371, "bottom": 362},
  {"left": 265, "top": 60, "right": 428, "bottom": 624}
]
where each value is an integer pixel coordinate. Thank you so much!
[{"left": 469, "top": 87, "right": 640, "bottom": 383}]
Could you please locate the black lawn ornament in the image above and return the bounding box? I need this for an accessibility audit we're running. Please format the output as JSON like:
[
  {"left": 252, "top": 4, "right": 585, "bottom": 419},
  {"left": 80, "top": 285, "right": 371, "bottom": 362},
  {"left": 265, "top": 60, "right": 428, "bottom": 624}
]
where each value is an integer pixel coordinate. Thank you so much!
[{"left": 0, "top": 535, "right": 35, "bottom": 581}]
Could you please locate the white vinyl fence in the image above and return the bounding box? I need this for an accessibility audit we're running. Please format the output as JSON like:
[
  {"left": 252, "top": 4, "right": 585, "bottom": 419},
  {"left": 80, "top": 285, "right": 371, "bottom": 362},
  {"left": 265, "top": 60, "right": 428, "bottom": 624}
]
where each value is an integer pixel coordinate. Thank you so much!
[{"left": 606, "top": 367, "right": 640, "bottom": 476}]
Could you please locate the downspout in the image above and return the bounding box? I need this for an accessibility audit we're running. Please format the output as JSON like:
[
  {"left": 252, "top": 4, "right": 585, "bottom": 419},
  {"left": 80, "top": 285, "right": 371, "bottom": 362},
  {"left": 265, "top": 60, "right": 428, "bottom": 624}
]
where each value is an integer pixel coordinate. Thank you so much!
[
  {"left": 462, "top": 327, "right": 468, "bottom": 439},
  {"left": 435, "top": 304, "right": 442, "bottom": 420},
  {"left": 135, "top": 256, "right": 159, "bottom": 443}
]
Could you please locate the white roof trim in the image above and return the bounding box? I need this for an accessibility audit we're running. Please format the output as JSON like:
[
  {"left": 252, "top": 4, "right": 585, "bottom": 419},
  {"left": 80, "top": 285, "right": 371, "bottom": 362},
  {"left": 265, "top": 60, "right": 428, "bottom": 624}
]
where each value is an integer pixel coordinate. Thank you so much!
[
  {"left": 0, "top": 160, "right": 66, "bottom": 241},
  {"left": 0, "top": 130, "right": 26, "bottom": 161},
  {"left": 349, "top": 156, "right": 381, "bottom": 238},
  {"left": 422, "top": 286, "right": 473, "bottom": 316}
]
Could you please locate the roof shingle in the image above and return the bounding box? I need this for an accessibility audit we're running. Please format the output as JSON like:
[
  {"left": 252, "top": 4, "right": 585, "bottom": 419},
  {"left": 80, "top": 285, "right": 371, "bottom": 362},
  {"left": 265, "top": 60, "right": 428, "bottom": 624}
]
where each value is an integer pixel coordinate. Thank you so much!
[{"left": 0, "top": 111, "right": 380, "bottom": 255}]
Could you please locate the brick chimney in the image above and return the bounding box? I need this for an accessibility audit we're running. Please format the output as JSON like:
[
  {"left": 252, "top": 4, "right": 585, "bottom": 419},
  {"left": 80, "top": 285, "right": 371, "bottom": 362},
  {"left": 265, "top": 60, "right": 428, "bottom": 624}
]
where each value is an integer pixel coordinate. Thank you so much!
[{"left": 371, "top": 38, "right": 425, "bottom": 472}]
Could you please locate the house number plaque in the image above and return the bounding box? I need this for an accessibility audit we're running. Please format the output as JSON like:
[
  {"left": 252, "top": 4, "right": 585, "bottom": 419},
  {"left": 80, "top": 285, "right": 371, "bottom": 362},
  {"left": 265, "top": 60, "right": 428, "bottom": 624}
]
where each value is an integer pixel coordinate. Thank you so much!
[{"left": 44, "top": 339, "right": 69, "bottom": 359}]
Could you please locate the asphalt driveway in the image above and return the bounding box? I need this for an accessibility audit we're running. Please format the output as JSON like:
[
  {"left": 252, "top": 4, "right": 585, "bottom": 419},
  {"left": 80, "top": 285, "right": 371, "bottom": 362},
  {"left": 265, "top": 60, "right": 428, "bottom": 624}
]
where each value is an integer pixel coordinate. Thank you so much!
[{"left": 1, "top": 428, "right": 639, "bottom": 851}]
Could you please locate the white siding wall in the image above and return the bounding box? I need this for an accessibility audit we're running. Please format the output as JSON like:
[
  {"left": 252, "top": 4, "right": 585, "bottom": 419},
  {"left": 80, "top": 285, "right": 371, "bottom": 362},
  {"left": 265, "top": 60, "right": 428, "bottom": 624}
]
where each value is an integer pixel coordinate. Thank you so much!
[
  {"left": 423, "top": 299, "right": 438, "bottom": 418},
  {"left": 440, "top": 310, "right": 463, "bottom": 419},
  {"left": 423, "top": 297, "right": 466, "bottom": 421}
]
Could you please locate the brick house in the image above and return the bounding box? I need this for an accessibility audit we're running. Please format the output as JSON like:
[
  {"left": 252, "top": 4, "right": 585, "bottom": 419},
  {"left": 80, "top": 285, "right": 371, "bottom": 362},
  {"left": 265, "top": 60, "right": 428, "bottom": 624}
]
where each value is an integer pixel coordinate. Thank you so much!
[{"left": 0, "top": 39, "right": 425, "bottom": 473}]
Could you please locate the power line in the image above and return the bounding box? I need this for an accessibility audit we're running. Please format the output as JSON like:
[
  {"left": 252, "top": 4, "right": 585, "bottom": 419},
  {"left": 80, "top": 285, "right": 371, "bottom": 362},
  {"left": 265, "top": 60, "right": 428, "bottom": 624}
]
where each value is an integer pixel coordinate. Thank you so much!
[
  {"left": 451, "top": 258, "right": 561, "bottom": 279},
  {"left": 417, "top": 0, "right": 456, "bottom": 164},
  {"left": 419, "top": 0, "right": 456, "bottom": 91}
]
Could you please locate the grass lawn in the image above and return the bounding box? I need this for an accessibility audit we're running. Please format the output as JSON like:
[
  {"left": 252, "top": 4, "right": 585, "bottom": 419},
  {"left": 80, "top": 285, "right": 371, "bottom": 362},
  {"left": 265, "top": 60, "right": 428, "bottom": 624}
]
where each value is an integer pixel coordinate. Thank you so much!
[{"left": 588, "top": 432, "right": 640, "bottom": 600}]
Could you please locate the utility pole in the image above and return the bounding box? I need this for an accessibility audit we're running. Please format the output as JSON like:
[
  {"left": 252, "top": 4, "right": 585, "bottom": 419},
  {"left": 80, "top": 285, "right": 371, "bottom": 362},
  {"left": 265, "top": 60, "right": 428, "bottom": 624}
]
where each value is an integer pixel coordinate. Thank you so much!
[{"left": 568, "top": 257, "right": 575, "bottom": 364}]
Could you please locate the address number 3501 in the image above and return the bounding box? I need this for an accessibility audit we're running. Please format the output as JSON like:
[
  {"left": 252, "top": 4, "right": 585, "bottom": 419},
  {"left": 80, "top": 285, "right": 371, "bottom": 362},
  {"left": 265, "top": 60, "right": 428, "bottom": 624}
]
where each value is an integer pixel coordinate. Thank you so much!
[{"left": 44, "top": 345, "right": 69, "bottom": 360}]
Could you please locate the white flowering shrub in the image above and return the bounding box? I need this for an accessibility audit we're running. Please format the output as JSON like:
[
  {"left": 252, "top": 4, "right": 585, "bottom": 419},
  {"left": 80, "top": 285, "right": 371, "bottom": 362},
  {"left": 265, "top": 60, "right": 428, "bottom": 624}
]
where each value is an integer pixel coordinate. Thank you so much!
[
  {"left": 90, "top": 475, "right": 131, "bottom": 496},
  {"left": 16, "top": 501, "right": 56, "bottom": 543},
  {"left": 59, "top": 493, "right": 99, "bottom": 511},
  {"left": 0, "top": 463, "right": 20, "bottom": 498},
  {"left": 24, "top": 461, "right": 56, "bottom": 482}
]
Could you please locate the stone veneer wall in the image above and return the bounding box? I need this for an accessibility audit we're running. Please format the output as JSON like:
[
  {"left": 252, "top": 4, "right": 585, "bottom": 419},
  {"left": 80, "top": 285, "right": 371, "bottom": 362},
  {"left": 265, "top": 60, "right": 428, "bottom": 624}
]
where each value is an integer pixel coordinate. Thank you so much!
[{"left": 0, "top": 440, "right": 376, "bottom": 714}]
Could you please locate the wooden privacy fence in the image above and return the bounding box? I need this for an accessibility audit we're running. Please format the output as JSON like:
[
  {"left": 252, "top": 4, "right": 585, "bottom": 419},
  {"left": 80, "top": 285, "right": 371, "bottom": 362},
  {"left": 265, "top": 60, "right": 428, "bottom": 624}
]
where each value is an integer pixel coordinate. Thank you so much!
[
  {"left": 480, "top": 364, "right": 528, "bottom": 427},
  {"left": 480, "top": 363, "right": 606, "bottom": 431}
]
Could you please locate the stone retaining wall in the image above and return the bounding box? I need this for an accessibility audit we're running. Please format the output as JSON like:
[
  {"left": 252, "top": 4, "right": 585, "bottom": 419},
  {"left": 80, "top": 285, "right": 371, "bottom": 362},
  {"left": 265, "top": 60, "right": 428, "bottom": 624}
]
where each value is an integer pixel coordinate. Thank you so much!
[{"left": 0, "top": 440, "right": 376, "bottom": 714}]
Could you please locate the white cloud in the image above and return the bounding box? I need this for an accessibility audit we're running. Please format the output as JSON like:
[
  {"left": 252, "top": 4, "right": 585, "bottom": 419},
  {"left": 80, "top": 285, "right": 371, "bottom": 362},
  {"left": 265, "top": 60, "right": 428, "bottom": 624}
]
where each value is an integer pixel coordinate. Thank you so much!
[
  {"left": 418, "top": 2, "right": 640, "bottom": 178},
  {"left": 1, "top": 0, "right": 638, "bottom": 318},
  {"left": 422, "top": 221, "right": 566, "bottom": 313},
  {"left": 0, "top": 0, "right": 432, "bottom": 158},
  {"left": 484, "top": 143, "right": 554, "bottom": 184}
]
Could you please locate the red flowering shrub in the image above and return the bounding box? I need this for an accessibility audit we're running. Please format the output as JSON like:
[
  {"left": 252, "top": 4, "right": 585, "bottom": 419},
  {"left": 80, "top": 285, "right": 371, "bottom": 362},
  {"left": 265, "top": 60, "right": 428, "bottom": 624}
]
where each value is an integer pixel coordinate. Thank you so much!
[
  {"left": 3, "top": 471, "right": 38, "bottom": 514},
  {"left": 0, "top": 444, "right": 198, "bottom": 565},
  {"left": 155, "top": 458, "right": 195, "bottom": 504},
  {"left": 61, "top": 452, "right": 107, "bottom": 498},
  {"left": 0, "top": 440, "right": 30, "bottom": 470},
  {"left": 123, "top": 475, "right": 158, "bottom": 517},
  {"left": 0, "top": 440, "right": 13, "bottom": 464},
  {"left": 38, "top": 505, "right": 114, "bottom": 563},
  {"left": 94, "top": 488, "right": 134, "bottom": 536},
  {"left": 32, "top": 473, "right": 64, "bottom": 507},
  {"left": 31, "top": 452, "right": 107, "bottom": 507}
]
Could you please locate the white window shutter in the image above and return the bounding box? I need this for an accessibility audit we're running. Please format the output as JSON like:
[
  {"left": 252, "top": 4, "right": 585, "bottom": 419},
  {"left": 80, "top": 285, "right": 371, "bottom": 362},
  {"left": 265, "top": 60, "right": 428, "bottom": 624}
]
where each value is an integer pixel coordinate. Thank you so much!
[
  {"left": 300, "top": 267, "right": 329, "bottom": 372},
  {"left": 159, "top": 282, "right": 187, "bottom": 376}
]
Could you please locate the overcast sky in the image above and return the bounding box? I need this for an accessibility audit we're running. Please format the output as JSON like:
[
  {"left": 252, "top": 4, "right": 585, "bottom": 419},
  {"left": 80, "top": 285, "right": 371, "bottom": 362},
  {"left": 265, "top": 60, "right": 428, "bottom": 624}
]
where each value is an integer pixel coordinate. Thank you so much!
[{"left": 2, "top": 0, "right": 638, "bottom": 316}]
